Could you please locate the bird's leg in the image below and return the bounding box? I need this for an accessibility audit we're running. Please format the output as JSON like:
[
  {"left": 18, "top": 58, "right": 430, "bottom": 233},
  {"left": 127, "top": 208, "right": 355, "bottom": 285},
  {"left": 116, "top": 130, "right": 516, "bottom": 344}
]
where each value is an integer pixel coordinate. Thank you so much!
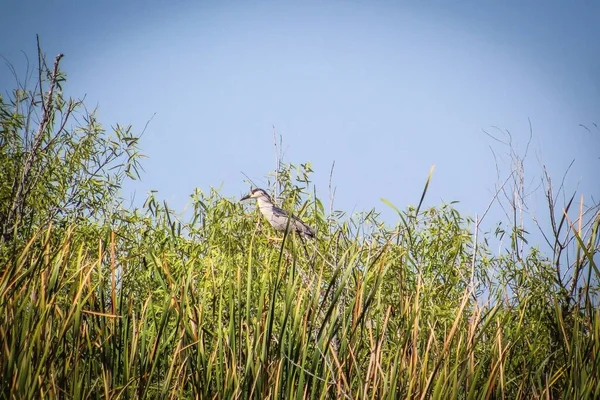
[
  {"left": 267, "top": 235, "right": 283, "bottom": 244},
  {"left": 299, "top": 235, "right": 310, "bottom": 259}
]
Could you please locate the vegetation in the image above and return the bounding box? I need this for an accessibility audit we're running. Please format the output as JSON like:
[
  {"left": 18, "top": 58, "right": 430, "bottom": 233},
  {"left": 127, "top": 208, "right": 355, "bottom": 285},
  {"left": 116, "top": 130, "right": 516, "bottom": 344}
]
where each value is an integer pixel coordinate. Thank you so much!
[{"left": 1, "top": 44, "right": 598, "bottom": 399}]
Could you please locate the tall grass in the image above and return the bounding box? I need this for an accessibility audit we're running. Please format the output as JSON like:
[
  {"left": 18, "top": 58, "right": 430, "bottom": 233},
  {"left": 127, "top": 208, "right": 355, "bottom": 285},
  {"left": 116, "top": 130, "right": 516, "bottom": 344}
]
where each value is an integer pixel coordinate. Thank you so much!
[
  {"left": 1, "top": 42, "right": 598, "bottom": 398},
  {"left": 1, "top": 187, "right": 598, "bottom": 398}
]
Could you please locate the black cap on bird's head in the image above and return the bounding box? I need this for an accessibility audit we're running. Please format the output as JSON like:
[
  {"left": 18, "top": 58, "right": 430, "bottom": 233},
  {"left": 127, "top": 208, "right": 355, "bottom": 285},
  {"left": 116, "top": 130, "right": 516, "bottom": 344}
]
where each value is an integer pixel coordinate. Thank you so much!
[{"left": 240, "top": 188, "right": 271, "bottom": 202}]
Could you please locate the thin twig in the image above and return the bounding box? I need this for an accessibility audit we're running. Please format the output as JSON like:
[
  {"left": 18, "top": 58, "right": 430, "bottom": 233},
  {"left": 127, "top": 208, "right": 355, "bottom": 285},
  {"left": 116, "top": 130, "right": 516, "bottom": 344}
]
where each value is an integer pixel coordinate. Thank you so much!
[{"left": 3, "top": 42, "right": 64, "bottom": 241}]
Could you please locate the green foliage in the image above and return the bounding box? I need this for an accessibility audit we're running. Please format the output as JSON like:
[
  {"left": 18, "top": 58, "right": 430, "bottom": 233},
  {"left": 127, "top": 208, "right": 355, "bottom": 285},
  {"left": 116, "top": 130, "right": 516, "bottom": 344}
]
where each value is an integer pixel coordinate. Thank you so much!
[
  {"left": 1, "top": 44, "right": 599, "bottom": 399},
  {"left": 0, "top": 42, "right": 143, "bottom": 246}
]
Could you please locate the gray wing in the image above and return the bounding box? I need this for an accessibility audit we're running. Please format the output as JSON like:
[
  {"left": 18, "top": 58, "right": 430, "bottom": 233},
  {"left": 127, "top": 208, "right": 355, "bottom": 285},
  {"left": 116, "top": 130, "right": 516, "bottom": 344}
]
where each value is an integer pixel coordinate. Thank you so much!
[
  {"left": 292, "top": 217, "right": 316, "bottom": 238},
  {"left": 272, "top": 206, "right": 315, "bottom": 238}
]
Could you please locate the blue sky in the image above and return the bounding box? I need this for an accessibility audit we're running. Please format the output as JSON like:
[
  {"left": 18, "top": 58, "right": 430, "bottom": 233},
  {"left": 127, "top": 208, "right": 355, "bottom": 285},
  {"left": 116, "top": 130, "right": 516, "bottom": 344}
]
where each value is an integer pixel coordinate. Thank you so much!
[{"left": 2, "top": 1, "right": 598, "bottom": 249}]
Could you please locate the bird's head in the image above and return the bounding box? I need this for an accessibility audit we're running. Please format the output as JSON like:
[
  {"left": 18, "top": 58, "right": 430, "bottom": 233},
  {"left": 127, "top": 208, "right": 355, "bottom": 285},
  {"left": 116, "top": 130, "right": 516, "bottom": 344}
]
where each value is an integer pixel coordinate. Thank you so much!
[{"left": 240, "top": 188, "right": 272, "bottom": 203}]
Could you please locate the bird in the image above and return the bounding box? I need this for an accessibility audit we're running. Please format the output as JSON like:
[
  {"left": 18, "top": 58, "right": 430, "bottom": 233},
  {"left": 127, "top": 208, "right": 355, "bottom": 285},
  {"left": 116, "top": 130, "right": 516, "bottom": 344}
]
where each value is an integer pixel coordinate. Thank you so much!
[{"left": 240, "top": 188, "right": 315, "bottom": 239}]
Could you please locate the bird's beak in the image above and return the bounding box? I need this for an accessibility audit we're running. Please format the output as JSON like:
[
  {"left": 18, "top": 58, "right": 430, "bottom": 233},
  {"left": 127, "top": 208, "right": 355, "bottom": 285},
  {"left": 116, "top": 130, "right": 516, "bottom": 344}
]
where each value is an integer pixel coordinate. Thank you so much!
[{"left": 240, "top": 193, "right": 251, "bottom": 202}]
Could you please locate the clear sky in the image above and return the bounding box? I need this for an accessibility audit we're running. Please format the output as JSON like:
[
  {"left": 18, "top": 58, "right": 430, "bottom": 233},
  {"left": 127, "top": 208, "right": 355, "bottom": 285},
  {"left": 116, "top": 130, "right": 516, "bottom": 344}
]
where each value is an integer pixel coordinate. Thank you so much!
[{"left": 2, "top": 1, "right": 599, "bottom": 249}]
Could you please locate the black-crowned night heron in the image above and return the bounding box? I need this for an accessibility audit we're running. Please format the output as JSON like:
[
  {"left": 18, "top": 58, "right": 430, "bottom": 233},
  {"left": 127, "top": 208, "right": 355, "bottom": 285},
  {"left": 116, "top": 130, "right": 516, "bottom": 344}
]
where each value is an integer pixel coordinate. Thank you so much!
[{"left": 240, "top": 188, "right": 315, "bottom": 239}]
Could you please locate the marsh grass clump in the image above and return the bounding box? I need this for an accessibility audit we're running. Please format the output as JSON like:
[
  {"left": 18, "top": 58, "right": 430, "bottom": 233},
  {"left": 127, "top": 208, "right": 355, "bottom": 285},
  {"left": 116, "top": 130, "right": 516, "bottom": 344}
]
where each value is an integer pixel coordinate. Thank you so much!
[{"left": 1, "top": 43, "right": 599, "bottom": 399}]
